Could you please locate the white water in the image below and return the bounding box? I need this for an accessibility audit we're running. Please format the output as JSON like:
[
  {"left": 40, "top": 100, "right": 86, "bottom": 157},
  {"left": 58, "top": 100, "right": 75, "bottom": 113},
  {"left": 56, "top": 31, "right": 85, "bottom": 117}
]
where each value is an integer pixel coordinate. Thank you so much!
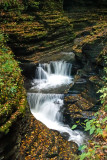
[
  {"left": 28, "top": 60, "right": 85, "bottom": 146},
  {"left": 27, "top": 93, "right": 85, "bottom": 145},
  {"left": 31, "top": 61, "right": 73, "bottom": 90}
]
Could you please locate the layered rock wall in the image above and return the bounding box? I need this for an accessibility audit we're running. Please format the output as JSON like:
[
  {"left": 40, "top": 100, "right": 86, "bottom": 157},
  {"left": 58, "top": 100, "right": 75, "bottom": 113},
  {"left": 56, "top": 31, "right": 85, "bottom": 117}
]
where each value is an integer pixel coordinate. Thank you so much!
[
  {"left": 0, "top": 0, "right": 74, "bottom": 63},
  {"left": 63, "top": 0, "right": 107, "bottom": 9}
]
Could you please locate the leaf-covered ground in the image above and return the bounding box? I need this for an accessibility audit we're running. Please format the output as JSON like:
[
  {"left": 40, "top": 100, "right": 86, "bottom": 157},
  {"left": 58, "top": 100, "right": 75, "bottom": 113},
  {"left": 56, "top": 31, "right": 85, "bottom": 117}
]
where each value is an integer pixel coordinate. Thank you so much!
[{"left": 19, "top": 113, "right": 78, "bottom": 160}]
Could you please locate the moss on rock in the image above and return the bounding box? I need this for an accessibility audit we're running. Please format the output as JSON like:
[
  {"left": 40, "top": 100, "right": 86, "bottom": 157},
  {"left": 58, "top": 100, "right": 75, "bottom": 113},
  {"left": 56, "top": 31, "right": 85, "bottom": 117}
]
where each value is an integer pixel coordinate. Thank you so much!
[{"left": 0, "top": 32, "right": 27, "bottom": 134}]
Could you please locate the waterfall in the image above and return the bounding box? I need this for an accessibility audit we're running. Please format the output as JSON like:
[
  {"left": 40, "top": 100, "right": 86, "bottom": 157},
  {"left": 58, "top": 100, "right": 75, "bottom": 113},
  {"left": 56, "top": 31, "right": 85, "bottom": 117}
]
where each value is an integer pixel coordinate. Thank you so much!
[
  {"left": 28, "top": 60, "right": 86, "bottom": 146},
  {"left": 32, "top": 61, "right": 73, "bottom": 90},
  {"left": 27, "top": 93, "right": 63, "bottom": 122},
  {"left": 38, "top": 61, "right": 72, "bottom": 76},
  {"left": 37, "top": 66, "right": 48, "bottom": 79}
]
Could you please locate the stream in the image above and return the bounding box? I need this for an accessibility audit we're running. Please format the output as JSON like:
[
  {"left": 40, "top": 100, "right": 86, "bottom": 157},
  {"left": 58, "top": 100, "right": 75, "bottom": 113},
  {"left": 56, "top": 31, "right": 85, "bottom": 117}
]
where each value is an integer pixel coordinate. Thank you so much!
[{"left": 27, "top": 53, "right": 87, "bottom": 146}]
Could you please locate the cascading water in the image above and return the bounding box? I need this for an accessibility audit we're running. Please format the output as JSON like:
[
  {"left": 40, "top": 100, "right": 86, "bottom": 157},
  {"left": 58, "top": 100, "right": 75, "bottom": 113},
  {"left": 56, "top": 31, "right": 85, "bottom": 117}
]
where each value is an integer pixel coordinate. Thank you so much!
[
  {"left": 31, "top": 61, "right": 73, "bottom": 90},
  {"left": 27, "top": 93, "right": 85, "bottom": 145},
  {"left": 27, "top": 93, "right": 64, "bottom": 124},
  {"left": 27, "top": 60, "right": 86, "bottom": 146},
  {"left": 38, "top": 61, "right": 72, "bottom": 77}
]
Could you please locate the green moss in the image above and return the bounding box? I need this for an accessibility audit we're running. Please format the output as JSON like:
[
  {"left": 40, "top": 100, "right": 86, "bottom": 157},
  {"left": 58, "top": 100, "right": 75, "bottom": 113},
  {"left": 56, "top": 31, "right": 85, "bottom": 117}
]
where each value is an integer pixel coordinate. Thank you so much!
[
  {"left": 0, "top": 33, "right": 26, "bottom": 134},
  {"left": 0, "top": 0, "right": 23, "bottom": 11}
]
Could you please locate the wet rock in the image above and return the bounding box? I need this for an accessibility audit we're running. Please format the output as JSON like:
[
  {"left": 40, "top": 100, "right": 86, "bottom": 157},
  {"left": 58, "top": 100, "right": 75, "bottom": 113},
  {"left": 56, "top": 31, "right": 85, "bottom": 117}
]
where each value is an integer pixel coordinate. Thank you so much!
[
  {"left": 0, "top": 123, "right": 21, "bottom": 160},
  {"left": 76, "top": 99, "right": 94, "bottom": 110},
  {"left": 66, "top": 110, "right": 95, "bottom": 120},
  {"left": 76, "top": 69, "right": 87, "bottom": 77},
  {"left": 61, "top": 132, "right": 70, "bottom": 140},
  {"left": 68, "top": 104, "right": 82, "bottom": 113},
  {"left": 82, "top": 38, "right": 106, "bottom": 64},
  {"left": 19, "top": 63, "right": 38, "bottom": 79},
  {"left": 41, "top": 51, "right": 76, "bottom": 63},
  {"left": 70, "top": 113, "right": 83, "bottom": 119},
  {"left": 74, "top": 37, "right": 84, "bottom": 45},
  {"left": 24, "top": 78, "right": 32, "bottom": 90},
  {"left": 69, "top": 141, "right": 78, "bottom": 154},
  {"left": 89, "top": 75, "right": 101, "bottom": 84},
  {"left": 77, "top": 31, "right": 90, "bottom": 37},
  {"left": 64, "top": 73, "right": 99, "bottom": 126},
  {"left": 68, "top": 80, "right": 86, "bottom": 95},
  {"left": 80, "top": 111, "right": 95, "bottom": 119}
]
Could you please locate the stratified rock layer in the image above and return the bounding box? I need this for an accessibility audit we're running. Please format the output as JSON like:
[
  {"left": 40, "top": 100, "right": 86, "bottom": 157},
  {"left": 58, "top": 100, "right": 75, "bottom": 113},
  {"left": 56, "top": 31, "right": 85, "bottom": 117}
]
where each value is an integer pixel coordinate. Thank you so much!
[
  {"left": 0, "top": 0, "right": 74, "bottom": 64},
  {"left": 0, "top": 1, "right": 107, "bottom": 160}
]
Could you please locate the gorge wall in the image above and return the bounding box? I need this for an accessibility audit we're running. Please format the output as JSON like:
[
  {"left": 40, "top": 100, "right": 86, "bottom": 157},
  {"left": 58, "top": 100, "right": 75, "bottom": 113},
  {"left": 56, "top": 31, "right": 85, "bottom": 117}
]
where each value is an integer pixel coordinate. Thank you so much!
[
  {"left": 0, "top": 0, "right": 74, "bottom": 64},
  {"left": 0, "top": 0, "right": 107, "bottom": 160}
]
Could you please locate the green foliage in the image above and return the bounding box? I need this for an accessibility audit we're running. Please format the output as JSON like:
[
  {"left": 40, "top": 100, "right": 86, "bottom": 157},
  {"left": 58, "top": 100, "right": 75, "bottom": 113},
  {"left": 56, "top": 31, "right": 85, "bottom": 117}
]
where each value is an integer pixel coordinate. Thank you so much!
[
  {"left": 0, "top": 33, "right": 26, "bottom": 134},
  {"left": 84, "top": 118, "right": 103, "bottom": 135},
  {"left": 80, "top": 150, "right": 95, "bottom": 160},
  {"left": 79, "top": 56, "right": 107, "bottom": 160},
  {"left": 78, "top": 144, "right": 87, "bottom": 151},
  {"left": 71, "top": 124, "right": 77, "bottom": 129},
  {"left": 97, "top": 57, "right": 107, "bottom": 111},
  {"left": 23, "top": 0, "right": 40, "bottom": 11},
  {"left": 0, "top": 33, "right": 8, "bottom": 48},
  {"left": 0, "top": 0, "right": 22, "bottom": 11},
  {"left": 41, "top": 0, "right": 63, "bottom": 12},
  {"left": 28, "top": 1, "right": 40, "bottom": 9}
]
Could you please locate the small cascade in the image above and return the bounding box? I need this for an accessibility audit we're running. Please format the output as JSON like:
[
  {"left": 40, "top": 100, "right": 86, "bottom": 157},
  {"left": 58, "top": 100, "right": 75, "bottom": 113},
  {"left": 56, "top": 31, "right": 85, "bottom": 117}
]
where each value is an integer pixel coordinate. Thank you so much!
[
  {"left": 32, "top": 61, "right": 73, "bottom": 90},
  {"left": 39, "top": 61, "right": 72, "bottom": 76},
  {"left": 37, "top": 66, "right": 48, "bottom": 79},
  {"left": 27, "top": 93, "right": 63, "bottom": 122},
  {"left": 27, "top": 93, "right": 85, "bottom": 146}
]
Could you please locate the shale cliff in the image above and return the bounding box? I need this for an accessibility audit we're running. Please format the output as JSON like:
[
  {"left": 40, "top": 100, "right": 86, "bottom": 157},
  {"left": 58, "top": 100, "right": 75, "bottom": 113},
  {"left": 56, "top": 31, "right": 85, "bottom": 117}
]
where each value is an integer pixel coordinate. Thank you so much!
[
  {"left": 0, "top": 0, "right": 107, "bottom": 160},
  {"left": 0, "top": 0, "right": 74, "bottom": 63}
]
